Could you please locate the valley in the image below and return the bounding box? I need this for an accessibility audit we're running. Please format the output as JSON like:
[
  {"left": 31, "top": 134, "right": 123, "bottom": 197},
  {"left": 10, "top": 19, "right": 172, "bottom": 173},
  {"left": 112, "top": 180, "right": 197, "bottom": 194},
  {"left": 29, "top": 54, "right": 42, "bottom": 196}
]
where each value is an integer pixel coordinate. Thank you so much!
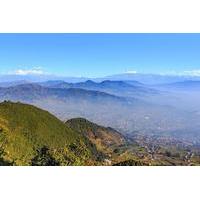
[
  {"left": 1, "top": 81, "right": 200, "bottom": 142},
  {"left": 1, "top": 77, "right": 200, "bottom": 166},
  {"left": 0, "top": 101, "right": 200, "bottom": 166}
]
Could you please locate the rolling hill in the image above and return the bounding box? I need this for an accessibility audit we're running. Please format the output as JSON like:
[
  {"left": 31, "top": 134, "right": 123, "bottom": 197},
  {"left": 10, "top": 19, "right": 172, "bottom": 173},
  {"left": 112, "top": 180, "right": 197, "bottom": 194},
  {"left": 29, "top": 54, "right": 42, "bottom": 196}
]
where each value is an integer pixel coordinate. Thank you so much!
[
  {"left": 0, "top": 83, "right": 128, "bottom": 103},
  {"left": 0, "top": 101, "right": 103, "bottom": 166},
  {"left": 66, "top": 118, "right": 126, "bottom": 154}
]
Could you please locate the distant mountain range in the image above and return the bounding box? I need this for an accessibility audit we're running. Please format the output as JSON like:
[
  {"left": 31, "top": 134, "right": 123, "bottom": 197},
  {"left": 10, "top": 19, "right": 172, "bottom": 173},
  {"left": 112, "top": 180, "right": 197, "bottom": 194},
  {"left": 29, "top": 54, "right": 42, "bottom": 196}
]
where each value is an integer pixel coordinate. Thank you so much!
[
  {"left": 0, "top": 81, "right": 198, "bottom": 139},
  {"left": 1, "top": 79, "right": 200, "bottom": 165},
  {"left": 0, "top": 83, "right": 130, "bottom": 104},
  {"left": 156, "top": 80, "right": 200, "bottom": 91},
  {"left": 39, "top": 80, "right": 158, "bottom": 97},
  {"left": 0, "top": 80, "right": 30, "bottom": 87},
  {"left": 1, "top": 72, "right": 200, "bottom": 84},
  {"left": 103, "top": 73, "right": 200, "bottom": 84},
  {"left": 0, "top": 74, "right": 88, "bottom": 83}
]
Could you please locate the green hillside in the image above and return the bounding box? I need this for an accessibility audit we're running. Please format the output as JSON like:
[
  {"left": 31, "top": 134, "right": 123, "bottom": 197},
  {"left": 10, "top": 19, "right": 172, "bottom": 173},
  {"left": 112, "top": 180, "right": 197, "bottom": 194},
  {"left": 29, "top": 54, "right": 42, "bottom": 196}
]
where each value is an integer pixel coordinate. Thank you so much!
[
  {"left": 0, "top": 101, "right": 196, "bottom": 166},
  {"left": 0, "top": 101, "right": 101, "bottom": 166},
  {"left": 65, "top": 118, "right": 148, "bottom": 165},
  {"left": 66, "top": 118, "right": 125, "bottom": 154}
]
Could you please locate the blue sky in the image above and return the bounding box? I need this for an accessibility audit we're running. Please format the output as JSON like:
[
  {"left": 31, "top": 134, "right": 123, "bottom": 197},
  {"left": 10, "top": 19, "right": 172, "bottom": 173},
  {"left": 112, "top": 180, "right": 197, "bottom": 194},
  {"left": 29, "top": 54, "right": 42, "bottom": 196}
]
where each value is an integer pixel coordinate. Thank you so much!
[{"left": 0, "top": 33, "right": 200, "bottom": 77}]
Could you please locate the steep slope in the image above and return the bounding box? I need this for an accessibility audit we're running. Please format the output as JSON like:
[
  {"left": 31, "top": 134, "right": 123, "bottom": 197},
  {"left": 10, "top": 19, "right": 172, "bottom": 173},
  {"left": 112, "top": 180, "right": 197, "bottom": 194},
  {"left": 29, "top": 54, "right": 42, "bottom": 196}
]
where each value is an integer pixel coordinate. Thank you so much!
[
  {"left": 66, "top": 118, "right": 126, "bottom": 154},
  {"left": 0, "top": 101, "right": 102, "bottom": 166}
]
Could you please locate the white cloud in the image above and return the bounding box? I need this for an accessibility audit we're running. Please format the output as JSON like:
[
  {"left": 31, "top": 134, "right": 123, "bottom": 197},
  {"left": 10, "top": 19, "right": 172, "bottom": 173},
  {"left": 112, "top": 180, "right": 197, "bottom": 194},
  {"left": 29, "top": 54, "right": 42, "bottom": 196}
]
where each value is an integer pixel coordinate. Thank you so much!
[
  {"left": 125, "top": 70, "right": 137, "bottom": 74},
  {"left": 182, "top": 69, "right": 200, "bottom": 76},
  {"left": 13, "top": 67, "right": 45, "bottom": 75}
]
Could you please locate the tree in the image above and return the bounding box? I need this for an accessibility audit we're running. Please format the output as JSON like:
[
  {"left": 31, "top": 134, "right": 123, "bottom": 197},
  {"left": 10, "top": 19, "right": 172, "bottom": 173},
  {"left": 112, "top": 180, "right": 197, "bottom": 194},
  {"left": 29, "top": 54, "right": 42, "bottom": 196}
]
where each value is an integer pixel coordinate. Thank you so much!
[
  {"left": 31, "top": 146, "right": 59, "bottom": 166},
  {"left": 165, "top": 150, "right": 172, "bottom": 157}
]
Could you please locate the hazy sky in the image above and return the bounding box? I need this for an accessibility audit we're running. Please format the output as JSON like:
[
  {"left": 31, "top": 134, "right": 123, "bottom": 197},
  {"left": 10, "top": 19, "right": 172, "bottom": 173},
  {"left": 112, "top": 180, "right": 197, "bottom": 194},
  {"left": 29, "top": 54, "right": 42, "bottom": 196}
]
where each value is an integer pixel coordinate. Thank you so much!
[{"left": 0, "top": 33, "right": 200, "bottom": 77}]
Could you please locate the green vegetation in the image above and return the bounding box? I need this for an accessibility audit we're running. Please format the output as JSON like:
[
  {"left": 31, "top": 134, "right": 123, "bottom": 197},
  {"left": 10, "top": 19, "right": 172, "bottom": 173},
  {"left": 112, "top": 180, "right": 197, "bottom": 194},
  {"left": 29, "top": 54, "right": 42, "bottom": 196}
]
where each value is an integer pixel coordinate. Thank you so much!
[
  {"left": 31, "top": 146, "right": 59, "bottom": 166},
  {"left": 0, "top": 101, "right": 100, "bottom": 165},
  {"left": 0, "top": 101, "right": 199, "bottom": 166},
  {"left": 113, "top": 159, "right": 144, "bottom": 166},
  {"left": 66, "top": 118, "right": 125, "bottom": 154}
]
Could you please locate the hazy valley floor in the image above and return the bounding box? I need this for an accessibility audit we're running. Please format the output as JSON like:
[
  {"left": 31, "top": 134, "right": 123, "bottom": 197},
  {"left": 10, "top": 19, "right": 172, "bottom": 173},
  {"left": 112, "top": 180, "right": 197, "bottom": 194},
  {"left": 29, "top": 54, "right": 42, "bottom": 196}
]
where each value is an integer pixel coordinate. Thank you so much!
[{"left": 0, "top": 101, "right": 200, "bottom": 166}]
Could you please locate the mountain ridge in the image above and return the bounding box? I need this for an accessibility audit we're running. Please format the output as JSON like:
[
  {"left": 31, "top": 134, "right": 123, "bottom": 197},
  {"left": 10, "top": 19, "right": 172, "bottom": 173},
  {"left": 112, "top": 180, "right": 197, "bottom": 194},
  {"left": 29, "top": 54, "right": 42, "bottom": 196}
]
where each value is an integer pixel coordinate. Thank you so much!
[
  {"left": 66, "top": 118, "right": 126, "bottom": 154},
  {"left": 0, "top": 101, "right": 103, "bottom": 165}
]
